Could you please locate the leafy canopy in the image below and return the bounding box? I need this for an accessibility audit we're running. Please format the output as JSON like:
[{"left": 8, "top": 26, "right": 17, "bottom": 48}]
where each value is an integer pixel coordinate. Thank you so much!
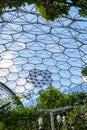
[
  {"left": 0, "top": 0, "right": 87, "bottom": 20},
  {"left": 37, "top": 86, "right": 64, "bottom": 108},
  {"left": 0, "top": 86, "right": 87, "bottom": 130},
  {"left": 37, "top": 86, "right": 87, "bottom": 109}
]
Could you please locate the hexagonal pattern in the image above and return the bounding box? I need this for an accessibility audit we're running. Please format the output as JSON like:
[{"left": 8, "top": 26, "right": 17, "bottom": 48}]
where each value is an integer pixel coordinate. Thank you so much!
[
  {"left": 0, "top": 4, "right": 87, "bottom": 104},
  {"left": 28, "top": 69, "right": 52, "bottom": 87}
]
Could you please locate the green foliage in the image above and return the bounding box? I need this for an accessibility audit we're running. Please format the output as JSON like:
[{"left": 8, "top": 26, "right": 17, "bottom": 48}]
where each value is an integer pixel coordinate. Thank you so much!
[
  {"left": 0, "top": 0, "right": 87, "bottom": 20},
  {"left": 64, "top": 92, "right": 87, "bottom": 105},
  {"left": 81, "top": 66, "right": 87, "bottom": 76},
  {"left": 0, "top": 105, "right": 38, "bottom": 130},
  {"left": 37, "top": 86, "right": 65, "bottom": 108},
  {"left": 66, "top": 105, "right": 87, "bottom": 129},
  {"left": 37, "top": 86, "right": 87, "bottom": 109},
  {"left": 0, "top": 86, "right": 87, "bottom": 130},
  {"left": 36, "top": 0, "right": 87, "bottom": 20},
  {"left": 36, "top": 1, "right": 69, "bottom": 21},
  {"left": 37, "top": 86, "right": 87, "bottom": 129},
  {"left": 0, "top": 96, "right": 38, "bottom": 130},
  {"left": 0, "top": 122, "right": 5, "bottom": 130}
]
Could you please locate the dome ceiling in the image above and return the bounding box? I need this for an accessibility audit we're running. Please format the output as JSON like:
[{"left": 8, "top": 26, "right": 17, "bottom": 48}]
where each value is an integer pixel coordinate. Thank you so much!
[{"left": 0, "top": 4, "right": 87, "bottom": 104}]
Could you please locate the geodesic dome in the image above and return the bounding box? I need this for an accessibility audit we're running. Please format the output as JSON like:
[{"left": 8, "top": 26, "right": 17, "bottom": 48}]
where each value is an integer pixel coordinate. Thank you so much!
[
  {"left": 0, "top": 82, "right": 15, "bottom": 98},
  {"left": 0, "top": 82, "right": 15, "bottom": 107},
  {"left": 0, "top": 4, "right": 87, "bottom": 105}
]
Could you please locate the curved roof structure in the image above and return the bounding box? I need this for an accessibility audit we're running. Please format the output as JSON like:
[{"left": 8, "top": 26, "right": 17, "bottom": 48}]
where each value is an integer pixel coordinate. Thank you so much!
[
  {"left": 0, "top": 82, "right": 15, "bottom": 107},
  {"left": 0, "top": 82, "right": 15, "bottom": 97},
  {"left": 0, "top": 4, "right": 87, "bottom": 105}
]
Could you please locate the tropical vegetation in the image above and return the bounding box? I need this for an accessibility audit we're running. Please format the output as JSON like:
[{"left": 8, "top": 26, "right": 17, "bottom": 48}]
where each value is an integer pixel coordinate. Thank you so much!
[
  {"left": 0, "top": 0, "right": 87, "bottom": 20},
  {"left": 0, "top": 86, "right": 87, "bottom": 130},
  {"left": 81, "top": 66, "right": 87, "bottom": 76}
]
